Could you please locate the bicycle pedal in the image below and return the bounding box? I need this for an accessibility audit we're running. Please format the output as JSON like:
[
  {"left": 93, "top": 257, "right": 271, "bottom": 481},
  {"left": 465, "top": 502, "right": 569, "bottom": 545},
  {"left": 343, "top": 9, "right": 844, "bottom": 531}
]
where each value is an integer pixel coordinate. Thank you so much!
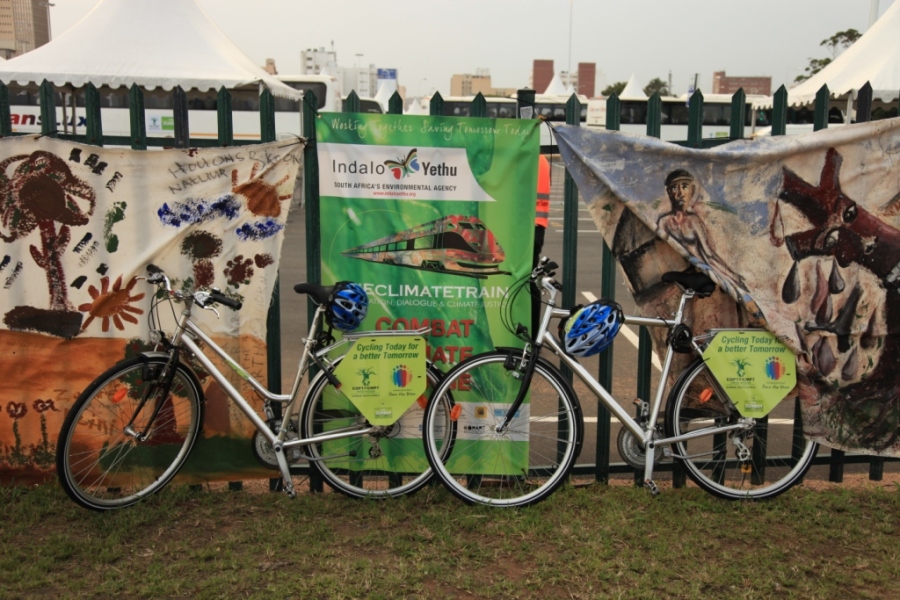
[{"left": 644, "top": 479, "right": 660, "bottom": 496}]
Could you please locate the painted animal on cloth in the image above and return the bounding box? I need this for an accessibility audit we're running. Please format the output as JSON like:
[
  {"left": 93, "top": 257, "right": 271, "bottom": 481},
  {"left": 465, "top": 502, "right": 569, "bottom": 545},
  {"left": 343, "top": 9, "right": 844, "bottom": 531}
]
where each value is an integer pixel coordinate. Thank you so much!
[{"left": 779, "top": 147, "right": 900, "bottom": 451}]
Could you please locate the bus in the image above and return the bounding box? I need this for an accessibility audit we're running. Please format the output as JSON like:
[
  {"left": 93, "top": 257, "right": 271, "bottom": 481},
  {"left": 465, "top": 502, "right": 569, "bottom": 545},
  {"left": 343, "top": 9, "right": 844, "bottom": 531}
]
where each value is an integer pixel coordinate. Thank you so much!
[
  {"left": 1, "top": 74, "right": 349, "bottom": 141},
  {"left": 585, "top": 93, "right": 771, "bottom": 142},
  {"left": 439, "top": 93, "right": 588, "bottom": 146}
]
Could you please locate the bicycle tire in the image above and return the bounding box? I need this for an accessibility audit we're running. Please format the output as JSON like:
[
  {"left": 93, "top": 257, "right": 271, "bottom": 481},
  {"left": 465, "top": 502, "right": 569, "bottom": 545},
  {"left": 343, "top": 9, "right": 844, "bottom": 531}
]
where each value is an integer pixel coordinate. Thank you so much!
[
  {"left": 56, "top": 355, "right": 204, "bottom": 511},
  {"left": 422, "top": 350, "right": 583, "bottom": 507},
  {"left": 299, "top": 363, "right": 452, "bottom": 498},
  {"left": 664, "top": 358, "right": 817, "bottom": 500}
]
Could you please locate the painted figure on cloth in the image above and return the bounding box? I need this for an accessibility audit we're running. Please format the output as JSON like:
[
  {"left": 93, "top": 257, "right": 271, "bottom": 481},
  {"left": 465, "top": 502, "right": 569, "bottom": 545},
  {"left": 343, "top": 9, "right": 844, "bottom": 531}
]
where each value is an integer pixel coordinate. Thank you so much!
[{"left": 656, "top": 169, "right": 756, "bottom": 313}]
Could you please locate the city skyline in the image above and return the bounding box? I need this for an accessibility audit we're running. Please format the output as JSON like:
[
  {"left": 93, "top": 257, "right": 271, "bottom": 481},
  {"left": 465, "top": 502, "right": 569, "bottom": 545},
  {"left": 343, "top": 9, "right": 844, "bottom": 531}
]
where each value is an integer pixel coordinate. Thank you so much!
[{"left": 46, "top": 0, "right": 895, "bottom": 98}]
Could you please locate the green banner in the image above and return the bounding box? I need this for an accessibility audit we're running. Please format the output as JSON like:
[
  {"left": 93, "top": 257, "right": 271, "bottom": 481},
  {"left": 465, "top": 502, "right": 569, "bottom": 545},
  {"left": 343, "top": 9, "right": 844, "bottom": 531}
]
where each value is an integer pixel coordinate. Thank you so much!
[
  {"left": 702, "top": 330, "right": 797, "bottom": 418},
  {"left": 316, "top": 113, "right": 539, "bottom": 473}
]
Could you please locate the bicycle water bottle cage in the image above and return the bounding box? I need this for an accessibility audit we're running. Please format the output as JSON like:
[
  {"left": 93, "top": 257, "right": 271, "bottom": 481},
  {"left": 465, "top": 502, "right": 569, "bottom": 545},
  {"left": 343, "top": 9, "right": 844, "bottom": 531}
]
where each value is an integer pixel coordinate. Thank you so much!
[{"left": 661, "top": 271, "right": 716, "bottom": 297}]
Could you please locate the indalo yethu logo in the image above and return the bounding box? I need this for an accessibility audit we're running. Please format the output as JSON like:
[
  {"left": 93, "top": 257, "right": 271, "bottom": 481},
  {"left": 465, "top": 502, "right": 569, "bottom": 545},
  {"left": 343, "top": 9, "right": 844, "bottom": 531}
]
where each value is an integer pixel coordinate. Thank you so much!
[{"left": 384, "top": 148, "right": 419, "bottom": 180}]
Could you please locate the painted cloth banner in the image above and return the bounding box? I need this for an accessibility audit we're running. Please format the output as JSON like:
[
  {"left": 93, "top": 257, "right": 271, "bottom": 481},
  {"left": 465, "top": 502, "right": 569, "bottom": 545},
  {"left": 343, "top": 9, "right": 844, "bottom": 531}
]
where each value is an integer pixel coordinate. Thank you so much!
[
  {"left": 554, "top": 119, "right": 900, "bottom": 456},
  {"left": 0, "top": 135, "right": 303, "bottom": 483},
  {"left": 317, "top": 113, "right": 539, "bottom": 474}
]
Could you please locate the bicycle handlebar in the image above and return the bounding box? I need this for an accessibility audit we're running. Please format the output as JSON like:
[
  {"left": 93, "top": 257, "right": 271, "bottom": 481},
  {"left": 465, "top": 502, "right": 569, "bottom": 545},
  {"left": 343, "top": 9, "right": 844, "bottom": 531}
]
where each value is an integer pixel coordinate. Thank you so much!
[
  {"left": 208, "top": 289, "right": 242, "bottom": 311},
  {"left": 146, "top": 264, "right": 242, "bottom": 311}
]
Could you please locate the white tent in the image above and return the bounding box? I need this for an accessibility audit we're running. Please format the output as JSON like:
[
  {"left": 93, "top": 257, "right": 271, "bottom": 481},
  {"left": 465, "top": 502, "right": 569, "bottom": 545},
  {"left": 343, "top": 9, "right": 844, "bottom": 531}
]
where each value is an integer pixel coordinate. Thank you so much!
[
  {"left": 405, "top": 97, "right": 427, "bottom": 115},
  {"left": 619, "top": 74, "right": 648, "bottom": 101},
  {"left": 0, "top": 0, "right": 301, "bottom": 100},
  {"left": 374, "top": 78, "right": 398, "bottom": 112},
  {"left": 543, "top": 73, "right": 569, "bottom": 96},
  {"left": 759, "top": 1, "right": 900, "bottom": 108}
]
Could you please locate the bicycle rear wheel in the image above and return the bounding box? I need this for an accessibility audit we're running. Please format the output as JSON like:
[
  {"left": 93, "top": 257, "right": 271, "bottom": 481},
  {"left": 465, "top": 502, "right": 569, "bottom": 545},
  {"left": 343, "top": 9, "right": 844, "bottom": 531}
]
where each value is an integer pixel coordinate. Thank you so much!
[
  {"left": 299, "top": 364, "right": 451, "bottom": 498},
  {"left": 664, "top": 358, "right": 817, "bottom": 500},
  {"left": 422, "top": 350, "right": 583, "bottom": 507},
  {"left": 56, "top": 355, "right": 204, "bottom": 511}
]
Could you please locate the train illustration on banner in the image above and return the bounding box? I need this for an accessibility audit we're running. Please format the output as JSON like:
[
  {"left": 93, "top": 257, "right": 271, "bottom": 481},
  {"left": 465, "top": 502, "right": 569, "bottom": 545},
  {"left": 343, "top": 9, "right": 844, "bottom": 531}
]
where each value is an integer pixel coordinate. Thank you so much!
[{"left": 342, "top": 215, "right": 508, "bottom": 278}]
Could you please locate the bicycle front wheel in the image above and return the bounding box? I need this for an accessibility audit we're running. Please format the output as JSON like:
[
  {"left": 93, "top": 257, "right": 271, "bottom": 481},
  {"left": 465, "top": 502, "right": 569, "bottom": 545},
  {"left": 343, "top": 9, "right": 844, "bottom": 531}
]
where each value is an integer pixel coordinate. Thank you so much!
[
  {"left": 423, "top": 350, "right": 583, "bottom": 507},
  {"left": 665, "top": 359, "right": 817, "bottom": 500},
  {"left": 299, "top": 364, "right": 451, "bottom": 498},
  {"left": 56, "top": 355, "right": 204, "bottom": 511}
]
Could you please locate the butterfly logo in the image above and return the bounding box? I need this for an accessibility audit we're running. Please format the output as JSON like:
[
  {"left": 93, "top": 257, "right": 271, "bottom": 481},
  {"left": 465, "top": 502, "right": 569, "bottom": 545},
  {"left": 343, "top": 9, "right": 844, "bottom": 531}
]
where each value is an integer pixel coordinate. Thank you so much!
[{"left": 384, "top": 149, "right": 420, "bottom": 180}]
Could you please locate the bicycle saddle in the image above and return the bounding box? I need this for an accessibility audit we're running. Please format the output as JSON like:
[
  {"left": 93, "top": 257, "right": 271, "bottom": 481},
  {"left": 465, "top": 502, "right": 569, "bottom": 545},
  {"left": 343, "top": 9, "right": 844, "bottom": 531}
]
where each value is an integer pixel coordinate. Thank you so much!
[
  {"left": 293, "top": 282, "right": 334, "bottom": 305},
  {"left": 661, "top": 271, "right": 716, "bottom": 297}
]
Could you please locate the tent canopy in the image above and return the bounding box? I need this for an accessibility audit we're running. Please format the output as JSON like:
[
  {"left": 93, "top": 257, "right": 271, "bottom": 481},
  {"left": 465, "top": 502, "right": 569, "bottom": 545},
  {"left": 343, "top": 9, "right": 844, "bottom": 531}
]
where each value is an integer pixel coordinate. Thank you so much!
[
  {"left": 759, "top": 1, "right": 900, "bottom": 108},
  {"left": 619, "top": 74, "right": 647, "bottom": 101},
  {"left": 0, "top": 0, "right": 302, "bottom": 100},
  {"left": 543, "top": 73, "right": 569, "bottom": 95}
]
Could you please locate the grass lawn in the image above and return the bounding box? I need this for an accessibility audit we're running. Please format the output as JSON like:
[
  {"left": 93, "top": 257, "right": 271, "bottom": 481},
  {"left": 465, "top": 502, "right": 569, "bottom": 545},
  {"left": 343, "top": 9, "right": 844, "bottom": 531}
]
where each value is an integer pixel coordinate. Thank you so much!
[{"left": 2, "top": 478, "right": 898, "bottom": 599}]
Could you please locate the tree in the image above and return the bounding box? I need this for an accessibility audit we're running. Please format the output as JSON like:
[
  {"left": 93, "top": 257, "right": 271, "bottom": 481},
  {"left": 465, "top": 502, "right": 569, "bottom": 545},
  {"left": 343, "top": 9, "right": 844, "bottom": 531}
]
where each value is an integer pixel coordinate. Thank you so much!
[
  {"left": 601, "top": 81, "right": 626, "bottom": 97},
  {"left": 821, "top": 29, "right": 861, "bottom": 58},
  {"left": 643, "top": 77, "right": 670, "bottom": 97},
  {"left": 795, "top": 28, "right": 861, "bottom": 83}
]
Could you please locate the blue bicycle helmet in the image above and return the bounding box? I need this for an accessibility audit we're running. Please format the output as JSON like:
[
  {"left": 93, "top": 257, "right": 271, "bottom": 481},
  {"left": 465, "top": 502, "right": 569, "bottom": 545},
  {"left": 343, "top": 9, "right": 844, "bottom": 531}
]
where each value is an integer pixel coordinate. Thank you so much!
[
  {"left": 561, "top": 300, "right": 624, "bottom": 358},
  {"left": 328, "top": 282, "right": 369, "bottom": 332}
]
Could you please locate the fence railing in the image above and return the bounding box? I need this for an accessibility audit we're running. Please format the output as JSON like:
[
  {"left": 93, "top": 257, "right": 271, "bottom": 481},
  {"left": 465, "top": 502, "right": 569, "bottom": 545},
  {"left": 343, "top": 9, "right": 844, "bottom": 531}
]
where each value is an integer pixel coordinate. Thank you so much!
[{"left": 0, "top": 79, "right": 895, "bottom": 489}]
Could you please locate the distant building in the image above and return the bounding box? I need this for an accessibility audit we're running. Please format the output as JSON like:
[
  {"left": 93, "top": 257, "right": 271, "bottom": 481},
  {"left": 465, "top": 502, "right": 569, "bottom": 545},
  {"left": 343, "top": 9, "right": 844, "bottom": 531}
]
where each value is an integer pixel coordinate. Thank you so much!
[
  {"left": 301, "top": 46, "right": 337, "bottom": 75},
  {"left": 341, "top": 66, "right": 377, "bottom": 98},
  {"left": 449, "top": 69, "right": 516, "bottom": 97},
  {"left": 532, "top": 60, "right": 554, "bottom": 95},
  {"left": 712, "top": 71, "right": 771, "bottom": 96},
  {"left": 450, "top": 68, "right": 493, "bottom": 96},
  {"left": 577, "top": 63, "right": 596, "bottom": 97},
  {"left": 0, "top": 0, "right": 51, "bottom": 59},
  {"left": 532, "top": 60, "right": 595, "bottom": 96}
]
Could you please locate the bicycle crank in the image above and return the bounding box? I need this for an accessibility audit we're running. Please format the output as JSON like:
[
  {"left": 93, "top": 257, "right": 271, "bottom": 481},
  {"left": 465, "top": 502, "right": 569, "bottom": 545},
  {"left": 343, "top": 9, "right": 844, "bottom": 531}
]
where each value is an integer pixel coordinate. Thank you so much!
[{"left": 617, "top": 427, "right": 664, "bottom": 470}]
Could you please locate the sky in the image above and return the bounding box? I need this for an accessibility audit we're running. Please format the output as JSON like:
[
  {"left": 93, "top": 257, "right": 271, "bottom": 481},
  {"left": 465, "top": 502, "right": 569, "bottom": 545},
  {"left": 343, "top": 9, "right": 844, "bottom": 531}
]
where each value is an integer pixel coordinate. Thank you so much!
[{"left": 48, "top": 0, "right": 895, "bottom": 97}]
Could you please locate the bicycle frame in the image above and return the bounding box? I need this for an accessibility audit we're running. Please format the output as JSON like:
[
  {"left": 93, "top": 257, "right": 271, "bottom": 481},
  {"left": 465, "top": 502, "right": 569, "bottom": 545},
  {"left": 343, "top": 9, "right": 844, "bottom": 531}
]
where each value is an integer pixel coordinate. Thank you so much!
[
  {"left": 159, "top": 291, "right": 429, "bottom": 497},
  {"left": 528, "top": 274, "right": 755, "bottom": 488}
]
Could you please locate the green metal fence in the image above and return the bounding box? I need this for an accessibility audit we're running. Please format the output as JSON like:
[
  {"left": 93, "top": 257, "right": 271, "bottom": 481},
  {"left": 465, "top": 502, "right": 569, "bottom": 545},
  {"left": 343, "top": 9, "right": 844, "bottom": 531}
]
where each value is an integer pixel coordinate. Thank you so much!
[{"left": 1, "top": 79, "right": 894, "bottom": 489}]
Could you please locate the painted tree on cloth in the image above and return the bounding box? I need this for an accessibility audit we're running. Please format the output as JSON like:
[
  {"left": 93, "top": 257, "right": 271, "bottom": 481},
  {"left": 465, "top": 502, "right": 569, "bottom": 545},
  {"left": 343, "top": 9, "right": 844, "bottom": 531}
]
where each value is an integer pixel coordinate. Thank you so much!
[{"left": 0, "top": 151, "right": 96, "bottom": 338}]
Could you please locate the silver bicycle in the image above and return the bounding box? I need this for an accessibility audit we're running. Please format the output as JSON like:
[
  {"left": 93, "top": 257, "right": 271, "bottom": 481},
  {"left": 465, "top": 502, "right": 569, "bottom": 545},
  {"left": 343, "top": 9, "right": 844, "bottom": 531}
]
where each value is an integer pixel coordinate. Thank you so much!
[
  {"left": 422, "top": 258, "right": 818, "bottom": 507},
  {"left": 56, "top": 264, "right": 451, "bottom": 510}
]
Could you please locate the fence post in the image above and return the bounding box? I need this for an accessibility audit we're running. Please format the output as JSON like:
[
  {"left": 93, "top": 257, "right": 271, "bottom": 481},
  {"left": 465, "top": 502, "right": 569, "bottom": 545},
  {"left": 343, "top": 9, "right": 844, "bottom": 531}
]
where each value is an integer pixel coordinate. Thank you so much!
[
  {"left": 471, "top": 92, "right": 487, "bottom": 118},
  {"left": 39, "top": 80, "right": 57, "bottom": 137},
  {"left": 848, "top": 81, "right": 884, "bottom": 481},
  {"left": 173, "top": 86, "right": 189, "bottom": 148},
  {"left": 729, "top": 88, "right": 746, "bottom": 140},
  {"left": 128, "top": 85, "right": 147, "bottom": 150},
  {"left": 0, "top": 82, "right": 10, "bottom": 138},
  {"left": 258, "top": 88, "right": 285, "bottom": 493},
  {"left": 589, "top": 94, "right": 622, "bottom": 483},
  {"left": 343, "top": 90, "right": 360, "bottom": 113},
  {"left": 687, "top": 89, "right": 703, "bottom": 148},
  {"left": 217, "top": 87, "right": 234, "bottom": 146},
  {"left": 771, "top": 86, "right": 787, "bottom": 136},
  {"left": 809, "top": 83, "right": 846, "bottom": 483},
  {"left": 388, "top": 91, "right": 403, "bottom": 114},
  {"left": 302, "top": 89, "right": 323, "bottom": 493},
  {"left": 637, "top": 92, "right": 663, "bottom": 485},
  {"left": 813, "top": 85, "right": 830, "bottom": 133},
  {"left": 646, "top": 92, "right": 661, "bottom": 139},
  {"left": 84, "top": 83, "right": 103, "bottom": 146},
  {"left": 429, "top": 91, "right": 444, "bottom": 116}
]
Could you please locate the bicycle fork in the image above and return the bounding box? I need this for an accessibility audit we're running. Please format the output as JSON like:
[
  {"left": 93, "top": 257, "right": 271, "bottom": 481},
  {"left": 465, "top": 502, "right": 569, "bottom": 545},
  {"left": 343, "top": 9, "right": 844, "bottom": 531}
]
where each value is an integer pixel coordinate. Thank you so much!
[{"left": 123, "top": 349, "right": 181, "bottom": 442}]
